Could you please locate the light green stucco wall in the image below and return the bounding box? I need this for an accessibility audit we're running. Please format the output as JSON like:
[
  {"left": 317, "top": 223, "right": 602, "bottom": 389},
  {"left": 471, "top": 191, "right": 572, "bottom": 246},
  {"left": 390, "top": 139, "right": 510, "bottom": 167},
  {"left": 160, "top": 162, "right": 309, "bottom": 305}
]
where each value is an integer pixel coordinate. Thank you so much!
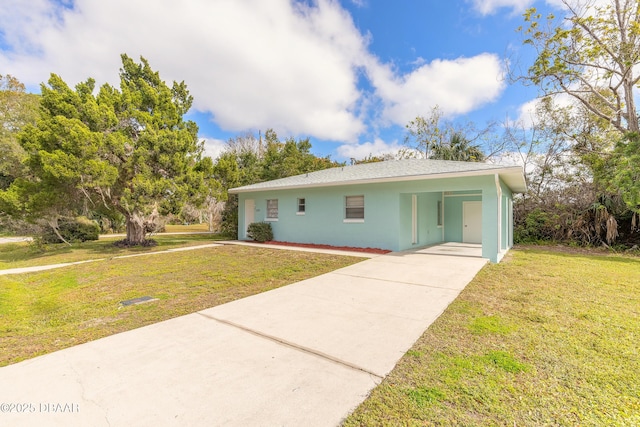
[
  {"left": 398, "top": 192, "right": 444, "bottom": 250},
  {"left": 237, "top": 174, "right": 515, "bottom": 262},
  {"left": 239, "top": 183, "right": 401, "bottom": 251}
]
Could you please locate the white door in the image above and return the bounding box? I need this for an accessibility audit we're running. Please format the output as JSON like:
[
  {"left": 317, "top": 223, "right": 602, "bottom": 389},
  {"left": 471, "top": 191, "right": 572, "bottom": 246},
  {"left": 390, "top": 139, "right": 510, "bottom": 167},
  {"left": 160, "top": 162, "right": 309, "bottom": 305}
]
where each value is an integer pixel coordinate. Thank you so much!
[
  {"left": 244, "top": 199, "right": 255, "bottom": 239},
  {"left": 463, "top": 201, "right": 482, "bottom": 244}
]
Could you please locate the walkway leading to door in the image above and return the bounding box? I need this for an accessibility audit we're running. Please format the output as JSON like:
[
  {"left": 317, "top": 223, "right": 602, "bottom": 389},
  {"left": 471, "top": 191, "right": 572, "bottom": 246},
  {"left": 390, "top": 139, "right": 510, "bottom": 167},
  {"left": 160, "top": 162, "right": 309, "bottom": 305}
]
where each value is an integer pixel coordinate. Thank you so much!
[{"left": 0, "top": 244, "right": 488, "bottom": 427}]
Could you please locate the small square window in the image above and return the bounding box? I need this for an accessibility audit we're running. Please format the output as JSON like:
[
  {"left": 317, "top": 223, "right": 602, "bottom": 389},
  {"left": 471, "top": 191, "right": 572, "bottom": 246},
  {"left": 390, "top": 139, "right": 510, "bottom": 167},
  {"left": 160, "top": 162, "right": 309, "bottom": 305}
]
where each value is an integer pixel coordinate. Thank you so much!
[
  {"left": 297, "top": 198, "right": 306, "bottom": 214},
  {"left": 266, "top": 199, "right": 278, "bottom": 220},
  {"left": 345, "top": 195, "right": 364, "bottom": 220}
]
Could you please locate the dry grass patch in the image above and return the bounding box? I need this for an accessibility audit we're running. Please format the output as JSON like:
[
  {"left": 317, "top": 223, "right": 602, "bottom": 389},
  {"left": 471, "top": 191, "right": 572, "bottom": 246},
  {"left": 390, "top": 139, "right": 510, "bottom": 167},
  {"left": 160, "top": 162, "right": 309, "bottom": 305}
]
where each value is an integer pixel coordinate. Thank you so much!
[
  {"left": 0, "top": 245, "right": 361, "bottom": 366},
  {"left": 163, "top": 223, "right": 211, "bottom": 232},
  {"left": 343, "top": 248, "right": 640, "bottom": 427}
]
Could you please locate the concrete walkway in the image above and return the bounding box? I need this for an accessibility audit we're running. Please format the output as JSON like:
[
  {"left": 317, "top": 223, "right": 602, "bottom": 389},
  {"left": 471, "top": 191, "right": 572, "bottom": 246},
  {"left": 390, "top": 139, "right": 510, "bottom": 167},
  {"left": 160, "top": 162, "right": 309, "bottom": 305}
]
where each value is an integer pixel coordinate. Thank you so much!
[
  {"left": 218, "top": 240, "right": 379, "bottom": 258},
  {"left": 0, "top": 236, "right": 32, "bottom": 244},
  {"left": 0, "top": 242, "right": 374, "bottom": 276},
  {"left": 0, "top": 243, "right": 487, "bottom": 426},
  {"left": 0, "top": 233, "right": 215, "bottom": 245},
  {"left": 0, "top": 243, "right": 225, "bottom": 276}
]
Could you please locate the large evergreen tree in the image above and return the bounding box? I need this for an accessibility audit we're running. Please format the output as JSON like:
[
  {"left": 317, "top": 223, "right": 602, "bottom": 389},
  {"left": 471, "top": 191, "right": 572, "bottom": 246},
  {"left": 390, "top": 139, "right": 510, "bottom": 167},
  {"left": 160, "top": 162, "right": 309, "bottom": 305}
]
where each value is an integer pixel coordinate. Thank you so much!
[
  {"left": 0, "top": 55, "right": 212, "bottom": 244},
  {"left": 0, "top": 75, "right": 39, "bottom": 190}
]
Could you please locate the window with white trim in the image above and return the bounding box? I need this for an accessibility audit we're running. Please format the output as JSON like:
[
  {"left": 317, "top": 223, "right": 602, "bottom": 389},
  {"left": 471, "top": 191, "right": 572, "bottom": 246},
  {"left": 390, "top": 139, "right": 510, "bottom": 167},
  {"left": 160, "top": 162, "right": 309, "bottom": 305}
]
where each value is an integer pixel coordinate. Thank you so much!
[
  {"left": 266, "top": 199, "right": 278, "bottom": 220},
  {"left": 297, "top": 198, "right": 306, "bottom": 214},
  {"left": 345, "top": 195, "right": 364, "bottom": 220}
]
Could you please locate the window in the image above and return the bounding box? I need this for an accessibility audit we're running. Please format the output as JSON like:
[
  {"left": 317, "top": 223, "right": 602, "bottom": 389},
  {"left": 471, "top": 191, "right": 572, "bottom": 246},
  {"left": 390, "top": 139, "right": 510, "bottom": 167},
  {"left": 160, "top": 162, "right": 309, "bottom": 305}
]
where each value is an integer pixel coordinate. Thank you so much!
[
  {"left": 437, "top": 200, "right": 443, "bottom": 226},
  {"left": 345, "top": 195, "right": 364, "bottom": 221},
  {"left": 297, "top": 198, "right": 306, "bottom": 214},
  {"left": 266, "top": 199, "right": 278, "bottom": 220}
]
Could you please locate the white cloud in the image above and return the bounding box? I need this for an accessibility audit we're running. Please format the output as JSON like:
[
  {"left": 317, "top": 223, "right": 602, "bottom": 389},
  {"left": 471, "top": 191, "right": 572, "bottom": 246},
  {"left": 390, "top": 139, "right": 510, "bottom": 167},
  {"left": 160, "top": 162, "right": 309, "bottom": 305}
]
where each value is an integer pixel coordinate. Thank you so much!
[
  {"left": 368, "top": 53, "right": 506, "bottom": 126},
  {"left": 512, "top": 98, "right": 539, "bottom": 129},
  {"left": 469, "top": 0, "right": 602, "bottom": 16},
  {"left": 0, "top": 0, "right": 508, "bottom": 145},
  {"left": 201, "top": 137, "right": 227, "bottom": 161},
  {"left": 469, "top": 0, "right": 534, "bottom": 15},
  {"left": 511, "top": 92, "right": 575, "bottom": 129},
  {"left": 336, "top": 138, "right": 404, "bottom": 160},
  {"left": 488, "top": 151, "right": 527, "bottom": 168},
  {"left": 0, "top": 0, "right": 367, "bottom": 141}
]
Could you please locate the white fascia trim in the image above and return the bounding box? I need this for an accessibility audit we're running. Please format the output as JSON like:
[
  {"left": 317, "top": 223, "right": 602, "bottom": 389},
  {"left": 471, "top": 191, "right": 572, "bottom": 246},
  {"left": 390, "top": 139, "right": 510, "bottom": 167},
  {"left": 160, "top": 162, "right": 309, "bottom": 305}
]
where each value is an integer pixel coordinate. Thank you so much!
[
  {"left": 229, "top": 167, "right": 526, "bottom": 194},
  {"left": 495, "top": 173, "right": 502, "bottom": 254},
  {"left": 444, "top": 193, "right": 482, "bottom": 198}
]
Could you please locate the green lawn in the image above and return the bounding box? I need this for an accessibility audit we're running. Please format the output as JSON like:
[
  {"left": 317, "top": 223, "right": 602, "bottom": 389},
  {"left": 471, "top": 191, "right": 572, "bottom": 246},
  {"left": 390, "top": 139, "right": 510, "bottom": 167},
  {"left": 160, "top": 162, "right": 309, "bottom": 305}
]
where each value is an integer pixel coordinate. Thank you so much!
[
  {"left": 0, "top": 233, "right": 219, "bottom": 270},
  {"left": 343, "top": 248, "right": 640, "bottom": 426},
  {"left": 0, "top": 243, "right": 361, "bottom": 366},
  {"left": 3, "top": 241, "right": 638, "bottom": 424}
]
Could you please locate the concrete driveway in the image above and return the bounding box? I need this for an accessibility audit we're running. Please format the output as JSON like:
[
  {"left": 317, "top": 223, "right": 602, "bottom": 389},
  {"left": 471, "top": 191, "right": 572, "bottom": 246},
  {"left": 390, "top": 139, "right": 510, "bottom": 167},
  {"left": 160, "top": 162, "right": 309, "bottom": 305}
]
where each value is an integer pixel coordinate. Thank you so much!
[{"left": 0, "top": 243, "right": 487, "bottom": 426}]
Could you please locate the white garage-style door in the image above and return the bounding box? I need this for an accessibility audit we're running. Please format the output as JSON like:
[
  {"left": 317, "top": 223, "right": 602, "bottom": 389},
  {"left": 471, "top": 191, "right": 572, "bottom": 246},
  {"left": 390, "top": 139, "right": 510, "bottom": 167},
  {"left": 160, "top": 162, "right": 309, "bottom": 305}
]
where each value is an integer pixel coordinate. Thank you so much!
[{"left": 462, "top": 201, "right": 482, "bottom": 244}]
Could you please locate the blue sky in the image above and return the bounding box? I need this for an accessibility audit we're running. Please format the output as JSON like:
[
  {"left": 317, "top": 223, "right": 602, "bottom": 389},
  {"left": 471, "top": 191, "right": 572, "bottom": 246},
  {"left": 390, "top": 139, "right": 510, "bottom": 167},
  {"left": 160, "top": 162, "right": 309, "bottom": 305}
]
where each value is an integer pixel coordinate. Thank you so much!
[{"left": 0, "top": 0, "right": 560, "bottom": 161}]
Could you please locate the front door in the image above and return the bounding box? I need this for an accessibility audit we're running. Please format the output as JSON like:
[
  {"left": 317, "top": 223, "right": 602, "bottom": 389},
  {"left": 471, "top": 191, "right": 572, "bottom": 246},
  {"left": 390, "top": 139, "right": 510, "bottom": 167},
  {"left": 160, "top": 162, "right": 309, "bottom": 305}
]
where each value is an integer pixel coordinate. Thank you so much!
[
  {"left": 463, "top": 201, "right": 482, "bottom": 244},
  {"left": 244, "top": 199, "right": 255, "bottom": 239}
]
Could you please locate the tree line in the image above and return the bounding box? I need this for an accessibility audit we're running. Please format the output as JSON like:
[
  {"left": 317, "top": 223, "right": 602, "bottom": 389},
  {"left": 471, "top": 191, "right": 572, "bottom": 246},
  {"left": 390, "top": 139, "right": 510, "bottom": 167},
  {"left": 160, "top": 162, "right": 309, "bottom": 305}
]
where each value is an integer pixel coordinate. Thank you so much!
[
  {"left": 1, "top": 0, "right": 639, "bottom": 248},
  {"left": 402, "top": 0, "right": 640, "bottom": 248},
  {"left": 509, "top": 0, "right": 640, "bottom": 247}
]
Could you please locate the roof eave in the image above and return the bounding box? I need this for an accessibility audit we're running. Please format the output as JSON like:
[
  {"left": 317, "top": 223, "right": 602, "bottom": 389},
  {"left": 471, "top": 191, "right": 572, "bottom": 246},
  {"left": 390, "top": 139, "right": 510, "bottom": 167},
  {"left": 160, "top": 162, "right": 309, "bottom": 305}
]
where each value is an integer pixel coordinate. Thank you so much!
[{"left": 229, "top": 166, "right": 526, "bottom": 194}]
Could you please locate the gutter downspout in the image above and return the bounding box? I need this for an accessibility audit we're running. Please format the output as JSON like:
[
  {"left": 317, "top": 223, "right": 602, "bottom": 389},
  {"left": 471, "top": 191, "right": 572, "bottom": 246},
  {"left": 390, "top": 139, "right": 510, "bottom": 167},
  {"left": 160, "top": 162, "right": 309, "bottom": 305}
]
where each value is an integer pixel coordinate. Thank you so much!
[{"left": 495, "top": 174, "right": 502, "bottom": 260}]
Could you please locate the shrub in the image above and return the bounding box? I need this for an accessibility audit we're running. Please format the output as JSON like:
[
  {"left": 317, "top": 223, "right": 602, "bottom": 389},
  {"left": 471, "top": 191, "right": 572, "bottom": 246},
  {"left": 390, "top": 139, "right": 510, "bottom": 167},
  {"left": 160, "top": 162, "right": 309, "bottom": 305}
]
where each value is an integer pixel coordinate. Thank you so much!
[
  {"left": 94, "top": 212, "right": 126, "bottom": 233},
  {"left": 514, "top": 208, "right": 558, "bottom": 244},
  {"left": 220, "top": 195, "right": 238, "bottom": 238},
  {"left": 247, "top": 222, "right": 273, "bottom": 243},
  {"left": 41, "top": 216, "right": 100, "bottom": 244}
]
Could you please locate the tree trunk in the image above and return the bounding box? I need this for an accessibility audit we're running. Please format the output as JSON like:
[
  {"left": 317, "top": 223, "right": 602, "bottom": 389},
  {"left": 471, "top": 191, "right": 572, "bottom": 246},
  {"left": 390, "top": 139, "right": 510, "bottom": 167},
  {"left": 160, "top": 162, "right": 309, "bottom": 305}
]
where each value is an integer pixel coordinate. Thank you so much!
[
  {"left": 125, "top": 212, "right": 147, "bottom": 245},
  {"left": 46, "top": 217, "right": 71, "bottom": 246},
  {"left": 623, "top": 78, "right": 639, "bottom": 132}
]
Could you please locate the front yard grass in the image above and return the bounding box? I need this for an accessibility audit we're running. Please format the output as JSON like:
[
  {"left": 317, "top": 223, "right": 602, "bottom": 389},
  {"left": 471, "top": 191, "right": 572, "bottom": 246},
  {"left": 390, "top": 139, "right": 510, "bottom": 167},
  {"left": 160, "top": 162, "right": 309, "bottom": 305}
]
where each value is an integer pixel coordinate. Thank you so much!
[
  {"left": 344, "top": 248, "right": 640, "bottom": 426},
  {"left": 0, "top": 233, "right": 219, "bottom": 270},
  {"left": 0, "top": 244, "right": 361, "bottom": 366}
]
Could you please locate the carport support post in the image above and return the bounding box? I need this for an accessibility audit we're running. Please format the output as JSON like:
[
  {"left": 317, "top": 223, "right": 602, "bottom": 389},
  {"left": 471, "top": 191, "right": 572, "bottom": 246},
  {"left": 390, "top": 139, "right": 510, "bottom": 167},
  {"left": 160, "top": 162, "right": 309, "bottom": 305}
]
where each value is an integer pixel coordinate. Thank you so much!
[
  {"left": 481, "top": 179, "right": 499, "bottom": 263},
  {"left": 495, "top": 174, "right": 502, "bottom": 261}
]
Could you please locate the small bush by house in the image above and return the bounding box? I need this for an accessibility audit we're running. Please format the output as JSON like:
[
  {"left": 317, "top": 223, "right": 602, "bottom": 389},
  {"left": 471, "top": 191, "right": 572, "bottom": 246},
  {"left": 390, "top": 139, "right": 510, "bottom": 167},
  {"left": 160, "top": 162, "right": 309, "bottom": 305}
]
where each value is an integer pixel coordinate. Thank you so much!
[
  {"left": 247, "top": 222, "right": 273, "bottom": 243},
  {"left": 41, "top": 216, "right": 101, "bottom": 244}
]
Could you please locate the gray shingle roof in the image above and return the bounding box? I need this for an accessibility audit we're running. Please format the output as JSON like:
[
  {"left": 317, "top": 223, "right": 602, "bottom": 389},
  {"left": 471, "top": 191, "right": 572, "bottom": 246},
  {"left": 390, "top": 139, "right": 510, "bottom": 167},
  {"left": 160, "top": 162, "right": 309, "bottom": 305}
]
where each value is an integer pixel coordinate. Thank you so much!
[{"left": 229, "top": 159, "right": 526, "bottom": 193}]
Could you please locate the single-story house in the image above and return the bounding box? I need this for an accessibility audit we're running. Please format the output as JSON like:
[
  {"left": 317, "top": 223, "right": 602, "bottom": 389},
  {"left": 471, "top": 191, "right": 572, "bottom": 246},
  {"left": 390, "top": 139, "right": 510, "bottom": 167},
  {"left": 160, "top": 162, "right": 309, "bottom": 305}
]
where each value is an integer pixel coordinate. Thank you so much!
[{"left": 228, "top": 159, "right": 526, "bottom": 263}]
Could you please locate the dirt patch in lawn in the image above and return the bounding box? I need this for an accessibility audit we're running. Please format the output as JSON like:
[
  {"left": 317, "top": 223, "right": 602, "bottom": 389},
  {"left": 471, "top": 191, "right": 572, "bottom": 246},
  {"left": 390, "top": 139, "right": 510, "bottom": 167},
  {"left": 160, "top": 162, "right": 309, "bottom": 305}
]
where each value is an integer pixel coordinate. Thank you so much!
[{"left": 262, "top": 240, "right": 391, "bottom": 254}]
